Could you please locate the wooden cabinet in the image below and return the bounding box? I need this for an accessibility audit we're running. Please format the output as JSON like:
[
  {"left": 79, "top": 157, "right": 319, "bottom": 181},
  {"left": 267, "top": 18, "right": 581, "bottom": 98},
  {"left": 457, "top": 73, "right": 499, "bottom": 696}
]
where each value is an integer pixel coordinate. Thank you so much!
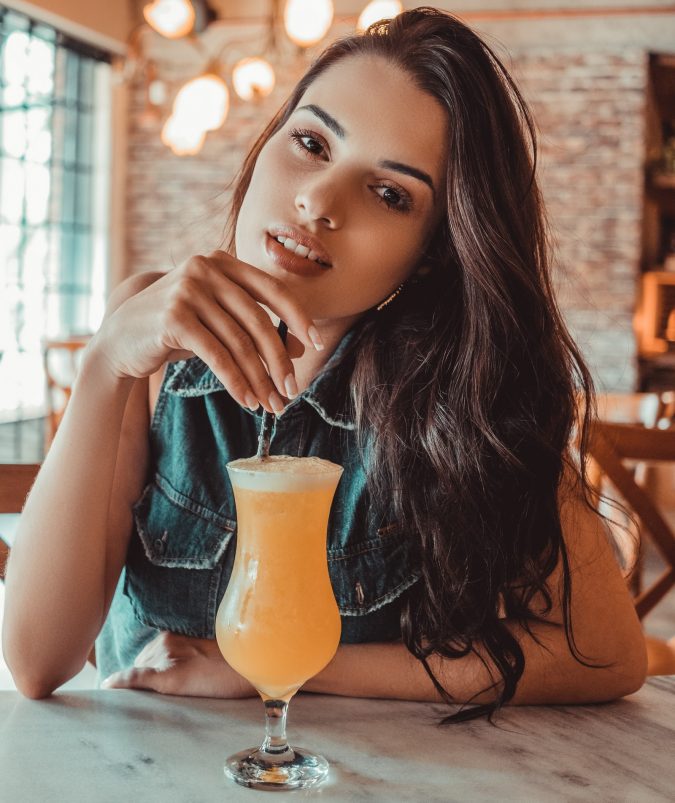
[{"left": 638, "top": 53, "right": 675, "bottom": 390}]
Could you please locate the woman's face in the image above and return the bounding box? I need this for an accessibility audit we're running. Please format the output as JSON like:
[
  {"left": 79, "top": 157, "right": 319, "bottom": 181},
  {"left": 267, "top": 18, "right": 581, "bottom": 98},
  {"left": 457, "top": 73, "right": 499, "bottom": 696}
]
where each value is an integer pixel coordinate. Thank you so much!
[{"left": 235, "top": 55, "right": 447, "bottom": 321}]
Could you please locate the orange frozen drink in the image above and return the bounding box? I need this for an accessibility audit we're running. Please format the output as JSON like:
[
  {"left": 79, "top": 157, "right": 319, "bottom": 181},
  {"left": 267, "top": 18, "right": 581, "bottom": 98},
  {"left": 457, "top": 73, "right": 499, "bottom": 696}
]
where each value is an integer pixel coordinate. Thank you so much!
[{"left": 216, "top": 455, "right": 343, "bottom": 701}]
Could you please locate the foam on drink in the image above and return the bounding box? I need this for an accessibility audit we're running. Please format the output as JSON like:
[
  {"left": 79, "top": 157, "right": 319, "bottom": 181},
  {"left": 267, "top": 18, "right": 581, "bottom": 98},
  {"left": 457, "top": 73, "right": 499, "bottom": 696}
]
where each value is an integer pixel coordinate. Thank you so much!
[{"left": 227, "top": 455, "right": 342, "bottom": 492}]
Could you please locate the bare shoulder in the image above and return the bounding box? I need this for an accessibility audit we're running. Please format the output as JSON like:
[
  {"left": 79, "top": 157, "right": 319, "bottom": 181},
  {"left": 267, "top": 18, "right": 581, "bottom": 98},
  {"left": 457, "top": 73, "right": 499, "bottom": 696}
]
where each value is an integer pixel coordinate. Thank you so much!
[{"left": 148, "top": 364, "right": 167, "bottom": 420}]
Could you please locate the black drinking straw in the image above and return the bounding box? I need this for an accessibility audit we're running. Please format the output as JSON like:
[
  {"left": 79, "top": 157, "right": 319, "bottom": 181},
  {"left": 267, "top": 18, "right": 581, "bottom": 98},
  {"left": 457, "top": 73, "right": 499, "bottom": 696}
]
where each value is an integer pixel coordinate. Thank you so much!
[{"left": 256, "top": 319, "right": 288, "bottom": 459}]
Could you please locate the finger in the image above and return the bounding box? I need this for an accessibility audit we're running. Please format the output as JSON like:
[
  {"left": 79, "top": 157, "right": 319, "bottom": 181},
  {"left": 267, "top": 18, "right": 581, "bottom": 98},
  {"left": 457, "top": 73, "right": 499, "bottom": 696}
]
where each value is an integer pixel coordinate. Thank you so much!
[
  {"left": 196, "top": 271, "right": 297, "bottom": 399},
  {"left": 101, "top": 668, "right": 157, "bottom": 690},
  {"left": 209, "top": 289, "right": 297, "bottom": 403},
  {"left": 167, "top": 319, "right": 265, "bottom": 413},
  {"left": 133, "top": 643, "right": 153, "bottom": 668},
  {"left": 133, "top": 639, "right": 169, "bottom": 669},
  {"left": 214, "top": 254, "right": 325, "bottom": 353},
  {"left": 104, "top": 664, "right": 197, "bottom": 697},
  {"left": 194, "top": 295, "right": 288, "bottom": 413}
]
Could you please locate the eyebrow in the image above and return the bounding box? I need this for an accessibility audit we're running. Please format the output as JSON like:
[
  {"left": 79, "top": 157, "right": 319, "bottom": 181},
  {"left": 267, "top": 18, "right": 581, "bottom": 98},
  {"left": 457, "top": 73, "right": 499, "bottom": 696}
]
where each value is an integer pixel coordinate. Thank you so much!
[{"left": 295, "top": 103, "right": 436, "bottom": 199}]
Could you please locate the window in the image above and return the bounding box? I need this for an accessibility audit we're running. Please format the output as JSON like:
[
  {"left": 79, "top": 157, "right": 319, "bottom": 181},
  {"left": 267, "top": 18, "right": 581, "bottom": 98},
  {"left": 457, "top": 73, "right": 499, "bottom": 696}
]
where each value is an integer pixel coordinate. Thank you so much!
[{"left": 0, "top": 7, "right": 111, "bottom": 426}]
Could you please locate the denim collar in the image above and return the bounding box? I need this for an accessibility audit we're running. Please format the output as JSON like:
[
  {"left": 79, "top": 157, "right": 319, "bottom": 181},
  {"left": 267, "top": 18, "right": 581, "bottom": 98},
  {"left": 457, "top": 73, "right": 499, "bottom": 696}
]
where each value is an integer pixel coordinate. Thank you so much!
[{"left": 165, "top": 322, "right": 363, "bottom": 431}]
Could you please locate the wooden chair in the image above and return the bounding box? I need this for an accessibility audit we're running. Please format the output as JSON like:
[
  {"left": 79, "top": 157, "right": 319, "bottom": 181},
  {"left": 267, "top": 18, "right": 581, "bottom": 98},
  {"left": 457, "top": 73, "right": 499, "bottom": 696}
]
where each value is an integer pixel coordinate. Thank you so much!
[
  {"left": 0, "top": 463, "right": 96, "bottom": 667},
  {"left": 0, "top": 464, "right": 39, "bottom": 581},
  {"left": 590, "top": 392, "right": 673, "bottom": 589},
  {"left": 657, "top": 390, "right": 675, "bottom": 429},
  {"left": 595, "top": 392, "right": 661, "bottom": 428},
  {"left": 586, "top": 422, "right": 675, "bottom": 675},
  {"left": 42, "top": 335, "right": 90, "bottom": 452}
]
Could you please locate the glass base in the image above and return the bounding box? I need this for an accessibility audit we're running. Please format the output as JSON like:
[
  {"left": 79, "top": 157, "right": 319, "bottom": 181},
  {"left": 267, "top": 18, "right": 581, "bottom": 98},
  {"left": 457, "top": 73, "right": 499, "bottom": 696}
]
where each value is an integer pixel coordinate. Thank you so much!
[{"left": 224, "top": 745, "right": 329, "bottom": 790}]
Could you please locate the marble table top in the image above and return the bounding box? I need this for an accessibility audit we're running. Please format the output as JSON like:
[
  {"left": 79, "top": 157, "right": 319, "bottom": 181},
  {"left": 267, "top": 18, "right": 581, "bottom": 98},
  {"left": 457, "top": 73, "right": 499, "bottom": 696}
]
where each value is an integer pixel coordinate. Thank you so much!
[{"left": 1, "top": 677, "right": 673, "bottom": 802}]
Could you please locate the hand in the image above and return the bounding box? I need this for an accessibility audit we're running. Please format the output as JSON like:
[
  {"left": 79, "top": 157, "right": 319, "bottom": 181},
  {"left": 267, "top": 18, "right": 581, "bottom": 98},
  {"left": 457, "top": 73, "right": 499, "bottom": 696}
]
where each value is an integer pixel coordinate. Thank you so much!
[
  {"left": 100, "top": 631, "right": 257, "bottom": 699},
  {"left": 89, "top": 251, "right": 324, "bottom": 414}
]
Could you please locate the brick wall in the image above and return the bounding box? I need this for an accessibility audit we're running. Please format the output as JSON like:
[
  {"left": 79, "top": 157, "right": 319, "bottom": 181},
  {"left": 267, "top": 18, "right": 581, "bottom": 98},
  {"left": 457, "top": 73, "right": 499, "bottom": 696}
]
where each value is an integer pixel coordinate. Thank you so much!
[
  {"left": 123, "top": 13, "right": 671, "bottom": 392},
  {"left": 514, "top": 51, "right": 646, "bottom": 391}
]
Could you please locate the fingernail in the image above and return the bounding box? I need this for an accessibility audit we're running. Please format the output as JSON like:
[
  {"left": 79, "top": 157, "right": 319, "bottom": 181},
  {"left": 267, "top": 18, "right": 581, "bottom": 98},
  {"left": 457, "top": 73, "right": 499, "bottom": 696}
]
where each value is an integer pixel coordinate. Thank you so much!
[
  {"left": 284, "top": 373, "right": 298, "bottom": 399},
  {"left": 269, "top": 391, "right": 286, "bottom": 414},
  {"left": 101, "top": 676, "right": 114, "bottom": 688},
  {"left": 244, "top": 391, "right": 259, "bottom": 411},
  {"left": 308, "top": 325, "right": 324, "bottom": 351}
]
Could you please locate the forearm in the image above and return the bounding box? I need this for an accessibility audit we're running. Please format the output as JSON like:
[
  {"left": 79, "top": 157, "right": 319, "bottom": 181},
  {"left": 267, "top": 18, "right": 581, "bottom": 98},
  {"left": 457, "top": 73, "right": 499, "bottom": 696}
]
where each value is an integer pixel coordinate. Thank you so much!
[
  {"left": 3, "top": 345, "right": 135, "bottom": 692},
  {"left": 303, "top": 619, "right": 646, "bottom": 706}
]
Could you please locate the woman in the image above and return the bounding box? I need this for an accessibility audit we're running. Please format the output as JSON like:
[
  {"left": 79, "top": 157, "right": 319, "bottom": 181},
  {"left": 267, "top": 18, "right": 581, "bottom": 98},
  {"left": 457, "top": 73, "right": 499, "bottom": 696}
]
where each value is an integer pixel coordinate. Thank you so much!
[{"left": 3, "top": 8, "right": 646, "bottom": 723}]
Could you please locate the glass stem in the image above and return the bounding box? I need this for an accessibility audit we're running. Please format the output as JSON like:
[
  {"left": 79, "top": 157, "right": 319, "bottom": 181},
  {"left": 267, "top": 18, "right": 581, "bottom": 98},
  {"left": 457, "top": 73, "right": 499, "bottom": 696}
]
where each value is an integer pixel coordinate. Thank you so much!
[{"left": 260, "top": 699, "right": 293, "bottom": 758}]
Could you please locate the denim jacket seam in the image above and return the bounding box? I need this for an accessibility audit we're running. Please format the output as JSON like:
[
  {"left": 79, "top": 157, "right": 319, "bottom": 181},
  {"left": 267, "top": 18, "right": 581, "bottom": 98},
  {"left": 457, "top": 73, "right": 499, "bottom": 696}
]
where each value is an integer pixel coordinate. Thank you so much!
[
  {"left": 166, "top": 382, "right": 225, "bottom": 398},
  {"left": 150, "top": 365, "right": 173, "bottom": 436},
  {"left": 294, "top": 414, "right": 307, "bottom": 456},
  {"left": 303, "top": 394, "right": 355, "bottom": 430},
  {"left": 163, "top": 358, "right": 356, "bottom": 428},
  {"left": 164, "top": 359, "right": 225, "bottom": 397},
  {"left": 132, "top": 481, "right": 235, "bottom": 568},
  {"left": 154, "top": 473, "right": 236, "bottom": 531},
  {"left": 123, "top": 584, "right": 204, "bottom": 637},
  {"left": 206, "top": 564, "right": 225, "bottom": 634},
  {"left": 339, "top": 572, "right": 421, "bottom": 616},
  {"left": 328, "top": 530, "right": 403, "bottom": 561}
]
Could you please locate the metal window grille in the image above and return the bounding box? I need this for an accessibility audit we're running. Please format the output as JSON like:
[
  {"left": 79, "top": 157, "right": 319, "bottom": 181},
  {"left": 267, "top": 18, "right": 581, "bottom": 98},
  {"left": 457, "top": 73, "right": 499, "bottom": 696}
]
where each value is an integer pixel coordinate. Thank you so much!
[{"left": 0, "top": 6, "right": 111, "bottom": 457}]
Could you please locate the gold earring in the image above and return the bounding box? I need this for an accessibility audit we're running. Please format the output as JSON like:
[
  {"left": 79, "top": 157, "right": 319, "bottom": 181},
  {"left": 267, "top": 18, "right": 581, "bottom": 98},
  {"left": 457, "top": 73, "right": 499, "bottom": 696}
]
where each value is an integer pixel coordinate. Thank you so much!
[{"left": 376, "top": 282, "right": 405, "bottom": 312}]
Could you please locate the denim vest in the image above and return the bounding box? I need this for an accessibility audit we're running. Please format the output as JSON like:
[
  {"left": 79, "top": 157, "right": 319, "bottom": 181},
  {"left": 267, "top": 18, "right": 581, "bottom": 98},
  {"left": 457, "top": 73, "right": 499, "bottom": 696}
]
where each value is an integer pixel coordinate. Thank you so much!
[{"left": 95, "top": 322, "right": 421, "bottom": 682}]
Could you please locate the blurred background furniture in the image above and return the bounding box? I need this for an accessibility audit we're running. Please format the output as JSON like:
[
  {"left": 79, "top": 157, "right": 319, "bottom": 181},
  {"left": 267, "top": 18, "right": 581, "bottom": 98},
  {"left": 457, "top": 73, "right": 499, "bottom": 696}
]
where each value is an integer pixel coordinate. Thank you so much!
[
  {"left": 587, "top": 418, "right": 675, "bottom": 675},
  {"left": 0, "top": 463, "right": 39, "bottom": 582},
  {"left": 590, "top": 392, "right": 675, "bottom": 587},
  {"left": 42, "top": 335, "right": 91, "bottom": 453}
]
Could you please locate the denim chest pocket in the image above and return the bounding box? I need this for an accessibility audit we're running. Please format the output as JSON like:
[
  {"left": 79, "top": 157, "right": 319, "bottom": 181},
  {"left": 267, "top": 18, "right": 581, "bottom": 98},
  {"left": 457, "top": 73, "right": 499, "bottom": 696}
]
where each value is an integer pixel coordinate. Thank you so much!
[
  {"left": 328, "top": 522, "right": 420, "bottom": 618},
  {"left": 124, "top": 473, "right": 236, "bottom": 638},
  {"left": 132, "top": 473, "right": 235, "bottom": 568}
]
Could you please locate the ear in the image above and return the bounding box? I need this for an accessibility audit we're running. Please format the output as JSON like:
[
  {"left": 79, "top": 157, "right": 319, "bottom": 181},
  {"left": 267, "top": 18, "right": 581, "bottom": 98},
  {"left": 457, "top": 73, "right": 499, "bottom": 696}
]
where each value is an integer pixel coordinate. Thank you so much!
[{"left": 411, "top": 264, "right": 433, "bottom": 284}]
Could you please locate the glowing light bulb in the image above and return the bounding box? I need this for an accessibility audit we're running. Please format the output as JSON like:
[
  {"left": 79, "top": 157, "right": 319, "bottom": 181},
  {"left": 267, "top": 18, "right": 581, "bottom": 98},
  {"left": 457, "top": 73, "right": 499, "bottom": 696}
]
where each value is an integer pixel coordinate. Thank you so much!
[
  {"left": 172, "top": 72, "right": 229, "bottom": 131},
  {"left": 232, "top": 57, "right": 276, "bottom": 101},
  {"left": 284, "top": 0, "right": 334, "bottom": 47},
  {"left": 161, "top": 114, "right": 206, "bottom": 155},
  {"left": 143, "top": 0, "right": 195, "bottom": 39},
  {"left": 357, "top": 0, "right": 402, "bottom": 32}
]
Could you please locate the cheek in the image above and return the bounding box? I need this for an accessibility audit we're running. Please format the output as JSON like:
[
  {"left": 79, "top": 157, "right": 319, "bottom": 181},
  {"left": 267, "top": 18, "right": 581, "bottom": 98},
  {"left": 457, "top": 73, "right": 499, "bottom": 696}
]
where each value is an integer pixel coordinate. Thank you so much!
[
  {"left": 345, "top": 217, "right": 425, "bottom": 276},
  {"left": 252, "top": 140, "right": 294, "bottom": 197},
  {"left": 235, "top": 149, "right": 287, "bottom": 257}
]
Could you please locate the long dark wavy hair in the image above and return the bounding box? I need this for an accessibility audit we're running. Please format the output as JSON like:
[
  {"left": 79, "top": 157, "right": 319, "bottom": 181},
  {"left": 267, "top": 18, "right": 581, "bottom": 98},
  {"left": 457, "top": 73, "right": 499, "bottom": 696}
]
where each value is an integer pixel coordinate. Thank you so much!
[{"left": 222, "top": 7, "right": 600, "bottom": 723}]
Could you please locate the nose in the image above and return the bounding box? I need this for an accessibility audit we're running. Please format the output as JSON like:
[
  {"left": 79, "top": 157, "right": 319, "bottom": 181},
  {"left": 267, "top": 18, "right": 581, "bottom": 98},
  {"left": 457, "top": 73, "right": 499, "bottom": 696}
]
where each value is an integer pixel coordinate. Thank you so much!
[{"left": 294, "top": 175, "right": 343, "bottom": 229}]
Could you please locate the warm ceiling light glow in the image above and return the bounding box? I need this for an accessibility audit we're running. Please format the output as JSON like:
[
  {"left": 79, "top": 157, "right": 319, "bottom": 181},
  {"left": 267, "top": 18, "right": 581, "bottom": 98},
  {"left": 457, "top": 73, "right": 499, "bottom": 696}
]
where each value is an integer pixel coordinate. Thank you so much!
[
  {"left": 284, "top": 0, "right": 334, "bottom": 47},
  {"left": 161, "top": 113, "right": 206, "bottom": 155},
  {"left": 143, "top": 0, "right": 195, "bottom": 40},
  {"left": 232, "top": 57, "right": 276, "bottom": 101},
  {"left": 172, "top": 72, "right": 230, "bottom": 131},
  {"left": 357, "top": 0, "right": 403, "bottom": 32}
]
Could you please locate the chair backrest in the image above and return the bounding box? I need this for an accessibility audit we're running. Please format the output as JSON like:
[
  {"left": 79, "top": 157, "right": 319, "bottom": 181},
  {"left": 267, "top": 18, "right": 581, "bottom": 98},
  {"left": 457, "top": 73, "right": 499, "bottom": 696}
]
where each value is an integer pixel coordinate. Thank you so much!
[
  {"left": 595, "top": 392, "right": 661, "bottom": 427},
  {"left": 0, "top": 464, "right": 40, "bottom": 580},
  {"left": 587, "top": 422, "right": 675, "bottom": 619},
  {"left": 42, "top": 336, "right": 90, "bottom": 451},
  {"left": 658, "top": 390, "right": 675, "bottom": 429}
]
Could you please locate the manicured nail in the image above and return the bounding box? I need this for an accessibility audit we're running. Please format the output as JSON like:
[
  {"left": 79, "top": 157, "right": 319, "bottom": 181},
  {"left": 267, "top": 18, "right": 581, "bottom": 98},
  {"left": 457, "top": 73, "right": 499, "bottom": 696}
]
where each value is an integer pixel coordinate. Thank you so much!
[
  {"left": 308, "top": 325, "right": 324, "bottom": 351},
  {"left": 244, "top": 391, "right": 259, "bottom": 411},
  {"left": 284, "top": 373, "right": 298, "bottom": 399},
  {"left": 269, "top": 391, "right": 286, "bottom": 414}
]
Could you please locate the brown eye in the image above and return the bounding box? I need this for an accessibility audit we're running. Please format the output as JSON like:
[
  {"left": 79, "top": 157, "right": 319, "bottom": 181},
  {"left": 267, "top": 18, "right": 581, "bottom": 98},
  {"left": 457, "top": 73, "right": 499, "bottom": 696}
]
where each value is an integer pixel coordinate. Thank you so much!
[
  {"left": 382, "top": 188, "right": 401, "bottom": 205},
  {"left": 374, "top": 184, "right": 413, "bottom": 213},
  {"left": 289, "top": 128, "right": 326, "bottom": 158}
]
